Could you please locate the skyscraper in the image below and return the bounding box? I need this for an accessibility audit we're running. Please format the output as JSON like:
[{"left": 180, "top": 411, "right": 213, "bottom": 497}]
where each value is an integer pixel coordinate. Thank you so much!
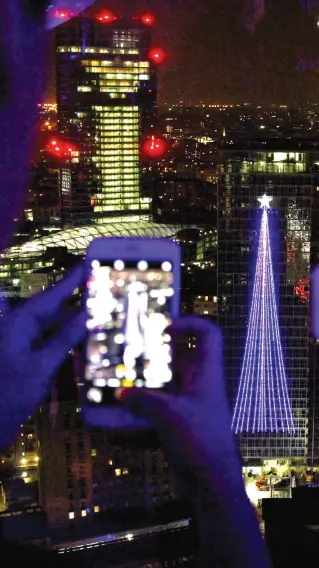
[
  {"left": 55, "top": 9, "right": 159, "bottom": 227},
  {"left": 217, "top": 139, "right": 319, "bottom": 465}
]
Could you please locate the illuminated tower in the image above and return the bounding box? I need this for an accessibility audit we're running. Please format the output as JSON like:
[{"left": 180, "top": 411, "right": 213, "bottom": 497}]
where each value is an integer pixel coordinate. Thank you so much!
[
  {"left": 232, "top": 195, "right": 295, "bottom": 434},
  {"left": 55, "top": 9, "right": 161, "bottom": 227},
  {"left": 217, "top": 141, "right": 319, "bottom": 463}
]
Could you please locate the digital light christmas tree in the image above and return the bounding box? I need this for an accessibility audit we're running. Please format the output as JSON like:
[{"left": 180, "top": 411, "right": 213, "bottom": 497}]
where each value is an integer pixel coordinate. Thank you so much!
[{"left": 232, "top": 195, "right": 295, "bottom": 434}]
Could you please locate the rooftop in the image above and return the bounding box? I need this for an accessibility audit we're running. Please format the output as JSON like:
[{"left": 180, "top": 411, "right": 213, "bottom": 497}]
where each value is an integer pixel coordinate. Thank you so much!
[
  {"left": 219, "top": 137, "right": 319, "bottom": 152},
  {"left": 3, "top": 220, "right": 184, "bottom": 260}
]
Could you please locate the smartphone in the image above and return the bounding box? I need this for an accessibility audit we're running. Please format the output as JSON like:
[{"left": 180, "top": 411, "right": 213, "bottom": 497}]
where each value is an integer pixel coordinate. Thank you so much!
[
  {"left": 81, "top": 237, "right": 181, "bottom": 429},
  {"left": 312, "top": 266, "right": 319, "bottom": 339}
]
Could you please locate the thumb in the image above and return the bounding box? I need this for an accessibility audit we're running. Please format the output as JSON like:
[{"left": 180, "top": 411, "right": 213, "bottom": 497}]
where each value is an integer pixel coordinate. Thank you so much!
[{"left": 115, "top": 387, "right": 171, "bottom": 427}]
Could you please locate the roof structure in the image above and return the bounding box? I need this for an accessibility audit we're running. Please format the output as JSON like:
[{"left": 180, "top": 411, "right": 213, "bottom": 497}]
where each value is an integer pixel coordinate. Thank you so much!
[{"left": 3, "top": 220, "right": 183, "bottom": 259}]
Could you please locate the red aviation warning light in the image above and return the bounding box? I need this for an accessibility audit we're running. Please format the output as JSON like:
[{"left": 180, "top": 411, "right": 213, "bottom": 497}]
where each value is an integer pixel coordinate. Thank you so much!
[
  {"left": 142, "top": 136, "right": 168, "bottom": 159},
  {"left": 46, "top": 138, "right": 79, "bottom": 162},
  {"left": 141, "top": 13, "right": 155, "bottom": 26},
  {"left": 149, "top": 47, "right": 166, "bottom": 64},
  {"left": 55, "top": 9, "right": 72, "bottom": 20},
  {"left": 96, "top": 10, "right": 117, "bottom": 23}
]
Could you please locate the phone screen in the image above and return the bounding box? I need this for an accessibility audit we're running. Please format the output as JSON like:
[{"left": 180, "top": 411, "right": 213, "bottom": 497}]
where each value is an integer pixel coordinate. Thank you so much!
[{"left": 85, "top": 259, "right": 174, "bottom": 404}]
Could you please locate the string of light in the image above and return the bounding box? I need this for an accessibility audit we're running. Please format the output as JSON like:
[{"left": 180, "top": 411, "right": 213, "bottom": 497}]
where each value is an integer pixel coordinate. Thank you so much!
[{"left": 232, "top": 195, "right": 295, "bottom": 434}]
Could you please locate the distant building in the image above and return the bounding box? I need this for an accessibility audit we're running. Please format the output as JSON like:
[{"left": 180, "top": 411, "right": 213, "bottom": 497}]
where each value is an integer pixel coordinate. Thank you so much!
[
  {"left": 152, "top": 176, "right": 216, "bottom": 225},
  {"left": 217, "top": 138, "right": 319, "bottom": 465},
  {"left": 37, "top": 402, "right": 176, "bottom": 528},
  {"left": 55, "top": 11, "right": 158, "bottom": 227}
]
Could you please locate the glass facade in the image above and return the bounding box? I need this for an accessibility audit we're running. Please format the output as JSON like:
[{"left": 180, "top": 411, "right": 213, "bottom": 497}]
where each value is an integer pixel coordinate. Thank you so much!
[
  {"left": 56, "top": 17, "right": 157, "bottom": 227},
  {"left": 217, "top": 144, "right": 319, "bottom": 462}
]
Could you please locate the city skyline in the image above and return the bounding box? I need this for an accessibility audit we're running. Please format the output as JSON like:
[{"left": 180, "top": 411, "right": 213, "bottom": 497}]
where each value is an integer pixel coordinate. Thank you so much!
[{"left": 45, "top": 0, "right": 319, "bottom": 106}]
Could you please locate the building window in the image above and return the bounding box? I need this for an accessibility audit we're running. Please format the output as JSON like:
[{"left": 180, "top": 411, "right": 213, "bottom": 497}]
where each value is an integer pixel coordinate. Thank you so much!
[
  {"left": 115, "top": 468, "right": 121, "bottom": 476},
  {"left": 94, "top": 505, "right": 100, "bottom": 513},
  {"left": 69, "top": 511, "right": 75, "bottom": 520},
  {"left": 81, "top": 509, "right": 87, "bottom": 517}
]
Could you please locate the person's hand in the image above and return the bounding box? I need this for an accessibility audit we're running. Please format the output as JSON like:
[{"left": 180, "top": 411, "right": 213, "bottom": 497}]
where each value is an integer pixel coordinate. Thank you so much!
[
  {"left": 0, "top": 265, "right": 86, "bottom": 447},
  {"left": 0, "top": 1, "right": 47, "bottom": 252},
  {"left": 115, "top": 317, "right": 271, "bottom": 568},
  {"left": 116, "top": 316, "right": 242, "bottom": 487}
]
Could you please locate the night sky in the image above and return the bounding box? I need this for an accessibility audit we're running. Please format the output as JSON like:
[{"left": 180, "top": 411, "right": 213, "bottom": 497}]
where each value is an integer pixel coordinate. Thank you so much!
[{"left": 47, "top": 0, "right": 319, "bottom": 105}]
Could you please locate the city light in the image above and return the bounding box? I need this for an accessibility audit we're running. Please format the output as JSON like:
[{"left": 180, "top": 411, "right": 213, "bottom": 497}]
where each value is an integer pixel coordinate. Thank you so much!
[
  {"left": 141, "top": 13, "right": 155, "bottom": 26},
  {"left": 45, "top": 137, "right": 79, "bottom": 162},
  {"left": 149, "top": 48, "right": 166, "bottom": 64},
  {"left": 142, "top": 136, "right": 168, "bottom": 159},
  {"left": 55, "top": 10, "right": 70, "bottom": 19},
  {"left": 232, "top": 195, "right": 295, "bottom": 434},
  {"left": 96, "top": 11, "right": 117, "bottom": 23}
]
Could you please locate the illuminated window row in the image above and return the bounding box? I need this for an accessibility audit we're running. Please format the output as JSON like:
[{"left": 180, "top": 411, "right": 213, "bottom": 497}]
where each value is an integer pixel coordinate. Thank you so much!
[
  {"left": 84, "top": 48, "right": 139, "bottom": 55},
  {"left": 94, "top": 154, "right": 138, "bottom": 160},
  {"left": 57, "top": 46, "right": 82, "bottom": 53},
  {"left": 57, "top": 47, "right": 139, "bottom": 55},
  {"left": 94, "top": 155, "right": 139, "bottom": 160},
  {"left": 84, "top": 68, "right": 143, "bottom": 77},
  {"left": 92, "top": 106, "right": 139, "bottom": 112},
  {"left": 100, "top": 149, "right": 139, "bottom": 153},
  {"left": 96, "top": 120, "right": 138, "bottom": 125},
  {"left": 81, "top": 60, "right": 149, "bottom": 68},
  {"left": 97, "top": 119, "right": 139, "bottom": 125},
  {"left": 99, "top": 175, "right": 139, "bottom": 180},
  {"left": 97, "top": 131, "right": 139, "bottom": 136},
  {"left": 98, "top": 170, "right": 139, "bottom": 176},
  {"left": 100, "top": 173, "right": 139, "bottom": 178},
  {"left": 109, "top": 93, "right": 127, "bottom": 99},
  {"left": 98, "top": 158, "right": 139, "bottom": 164},
  {"left": 94, "top": 192, "right": 140, "bottom": 199},
  {"left": 93, "top": 205, "right": 141, "bottom": 215},
  {"left": 98, "top": 128, "right": 139, "bottom": 133},
  {"left": 98, "top": 142, "right": 139, "bottom": 147},
  {"left": 84, "top": 68, "right": 142, "bottom": 77},
  {"left": 100, "top": 175, "right": 139, "bottom": 180},
  {"left": 99, "top": 81, "right": 140, "bottom": 87},
  {"left": 95, "top": 196, "right": 140, "bottom": 202},
  {"left": 101, "top": 182, "right": 139, "bottom": 188},
  {"left": 96, "top": 165, "right": 138, "bottom": 169},
  {"left": 98, "top": 139, "right": 138, "bottom": 144},
  {"left": 97, "top": 113, "right": 139, "bottom": 120},
  {"left": 95, "top": 113, "right": 139, "bottom": 118},
  {"left": 98, "top": 127, "right": 139, "bottom": 132},
  {"left": 98, "top": 164, "right": 138, "bottom": 169},
  {"left": 100, "top": 87, "right": 138, "bottom": 93}
]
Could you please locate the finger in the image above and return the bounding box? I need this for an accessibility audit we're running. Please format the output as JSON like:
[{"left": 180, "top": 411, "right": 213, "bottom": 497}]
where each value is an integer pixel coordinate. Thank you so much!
[
  {"left": 25, "top": 264, "right": 84, "bottom": 319},
  {"left": 167, "top": 316, "right": 224, "bottom": 399},
  {"left": 38, "top": 311, "right": 86, "bottom": 378},
  {"left": 115, "top": 387, "right": 172, "bottom": 427}
]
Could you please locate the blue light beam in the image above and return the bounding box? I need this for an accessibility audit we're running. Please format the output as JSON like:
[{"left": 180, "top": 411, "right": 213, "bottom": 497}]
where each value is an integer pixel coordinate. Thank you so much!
[{"left": 232, "top": 201, "right": 295, "bottom": 434}]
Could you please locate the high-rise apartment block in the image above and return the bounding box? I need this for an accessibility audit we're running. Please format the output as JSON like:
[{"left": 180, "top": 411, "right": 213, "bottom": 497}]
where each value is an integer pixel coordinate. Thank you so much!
[
  {"left": 37, "top": 402, "right": 176, "bottom": 527},
  {"left": 217, "top": 139, "right": 319, "bottom": 465},
  {"left": 55, "top": 10, "right": 158, "bottom": 227}
]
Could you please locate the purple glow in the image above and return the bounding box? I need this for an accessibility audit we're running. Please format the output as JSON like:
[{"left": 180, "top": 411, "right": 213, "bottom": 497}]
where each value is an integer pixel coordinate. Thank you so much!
[{"left": 232, "top": 203, "right": 295, "bottom": 434}]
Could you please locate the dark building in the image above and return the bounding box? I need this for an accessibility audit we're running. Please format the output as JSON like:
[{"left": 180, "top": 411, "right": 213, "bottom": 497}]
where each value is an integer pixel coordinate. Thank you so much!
[
  {"left": 262, "top": 485, "right": 319, "bottom": 567},
  {"left": 152, "top": 176, "right": 216, "bottom": 226},
  {"left": 217, "top": 138, "right": 319, "bottom": 465},
  {"left": 55, "top": 9, "right": 158, "bottom": 227},
  {"left": 37, "top": 400, "right": 176, "bottom": 528}
]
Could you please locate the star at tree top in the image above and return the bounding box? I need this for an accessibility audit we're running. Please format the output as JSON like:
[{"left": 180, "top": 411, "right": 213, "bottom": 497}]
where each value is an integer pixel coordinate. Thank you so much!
[{"left": 258, "top": 194, "right": 273, "bottom": 209}]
